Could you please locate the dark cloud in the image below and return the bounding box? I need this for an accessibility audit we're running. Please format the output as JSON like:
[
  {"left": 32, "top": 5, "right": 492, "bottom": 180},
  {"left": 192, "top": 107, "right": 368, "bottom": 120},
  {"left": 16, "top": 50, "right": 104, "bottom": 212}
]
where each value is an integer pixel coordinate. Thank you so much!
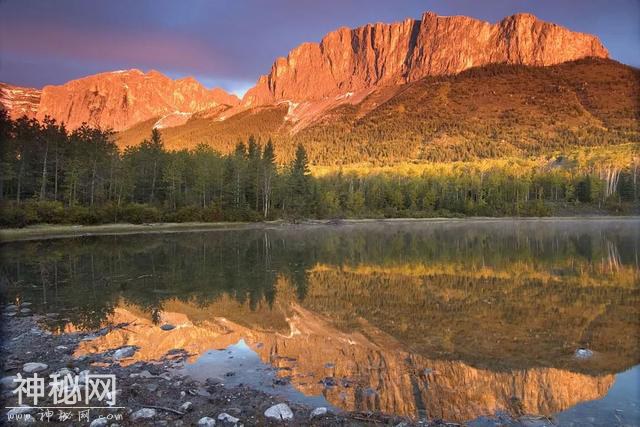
[{"left": 0, "top": 0, "right": 638, "bottom": 96}]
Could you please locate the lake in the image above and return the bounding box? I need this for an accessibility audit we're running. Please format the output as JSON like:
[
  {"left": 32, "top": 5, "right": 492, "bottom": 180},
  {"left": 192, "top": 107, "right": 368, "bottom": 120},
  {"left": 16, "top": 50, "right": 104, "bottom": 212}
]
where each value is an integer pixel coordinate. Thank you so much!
[{"left": 1, "top": 219, "right": 639, "bottom": 426}]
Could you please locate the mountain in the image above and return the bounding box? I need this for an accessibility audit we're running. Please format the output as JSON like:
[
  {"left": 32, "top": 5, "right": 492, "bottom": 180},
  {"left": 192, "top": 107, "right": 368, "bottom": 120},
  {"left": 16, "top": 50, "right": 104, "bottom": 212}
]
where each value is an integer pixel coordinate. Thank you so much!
[
  {"left": 242, "top": 12, "right": 608, "bottom": 106},
  {"left": 0, "top": 83, "right": 41, "bottom": 120},
  {"left": 2, "top": 12, "right": 634, "bottom": 165},
  {"left": 118, "top": 58, "right": 639, "bottom": 164},
  {"left": 1, "top": 69, "right": 240, "bottom": 131}
]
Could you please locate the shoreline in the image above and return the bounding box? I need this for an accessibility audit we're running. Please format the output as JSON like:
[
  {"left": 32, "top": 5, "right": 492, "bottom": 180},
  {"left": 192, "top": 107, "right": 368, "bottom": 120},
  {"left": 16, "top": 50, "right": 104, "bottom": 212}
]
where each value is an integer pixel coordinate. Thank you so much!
[
  {"left": 1, "top": 312, "right": 417, "bottom": 426},
  {"left": 1, "top": 216, "right": 639, "bottom": 242},
  {"left": 1, "top": 305, "right": 559, "bottom": 426}
]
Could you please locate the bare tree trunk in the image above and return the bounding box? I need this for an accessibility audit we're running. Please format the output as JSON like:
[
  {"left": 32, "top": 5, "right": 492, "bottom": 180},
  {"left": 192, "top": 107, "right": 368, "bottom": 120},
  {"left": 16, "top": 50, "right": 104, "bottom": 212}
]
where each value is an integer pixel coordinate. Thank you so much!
[
  {"left": 90, "top": 158, "right": 97, "bottom": 207},
  {"left": 16, "top": 161, "right": 23, "bottom": 203},
  {"left": 150, "top": 160, "right": 157, "bottom": 203},
  {"left": 54, "top": 150, "right": 59, "bottom": 201},
  {"left": 40, "top": 140, "right": 49, "bottom": 201},
  {"left": 634, "top": 160, "right": 638, "bottom": 201}
]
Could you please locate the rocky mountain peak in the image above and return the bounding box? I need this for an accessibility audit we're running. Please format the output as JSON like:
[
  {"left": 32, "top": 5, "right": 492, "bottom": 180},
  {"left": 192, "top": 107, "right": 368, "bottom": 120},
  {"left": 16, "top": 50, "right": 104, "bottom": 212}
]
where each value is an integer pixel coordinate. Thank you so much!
[
  {"left": 242, "top": 12, "right": 608, "bottom": 106},
  {"left": 26, "top": 69, "right": 239, "bottom": 131}
]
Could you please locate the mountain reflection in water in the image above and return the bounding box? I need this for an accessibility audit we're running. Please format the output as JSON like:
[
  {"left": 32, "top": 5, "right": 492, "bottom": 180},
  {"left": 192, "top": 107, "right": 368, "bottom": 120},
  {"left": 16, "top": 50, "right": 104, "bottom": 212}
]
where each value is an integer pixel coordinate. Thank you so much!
[{"left": 2, "top": 219, "right": 639, "bottom": 423}]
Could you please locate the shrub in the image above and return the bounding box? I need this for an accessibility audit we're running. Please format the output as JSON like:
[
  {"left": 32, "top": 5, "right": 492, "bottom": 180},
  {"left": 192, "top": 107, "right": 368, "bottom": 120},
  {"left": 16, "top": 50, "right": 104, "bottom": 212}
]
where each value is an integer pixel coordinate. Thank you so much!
[{"left": 120, "top": 204, "right": 161, "bottom": 224}]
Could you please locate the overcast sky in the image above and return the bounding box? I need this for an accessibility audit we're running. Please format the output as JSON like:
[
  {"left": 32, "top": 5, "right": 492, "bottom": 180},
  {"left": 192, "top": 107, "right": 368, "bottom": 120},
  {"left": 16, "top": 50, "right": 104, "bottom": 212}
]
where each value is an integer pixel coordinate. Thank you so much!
[{"left": 0, "top": 0, "right": 638, "bottom": 97}]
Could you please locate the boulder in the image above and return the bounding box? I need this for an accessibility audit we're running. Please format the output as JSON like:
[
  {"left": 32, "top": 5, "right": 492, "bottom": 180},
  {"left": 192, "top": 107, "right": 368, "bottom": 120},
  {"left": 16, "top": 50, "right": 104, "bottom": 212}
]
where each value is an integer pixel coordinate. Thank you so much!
[
  {"left": 264, "top": 403, "right": 294, "bottom": 420},
  {"left": 198, "top": 417, "right": 216, "bottom": 427},
  {"left": 217, "top": 412, "right": 240, "bottom": 424},
  {"left": 310, "top": 407, "right": 328, "bottom": 418}
]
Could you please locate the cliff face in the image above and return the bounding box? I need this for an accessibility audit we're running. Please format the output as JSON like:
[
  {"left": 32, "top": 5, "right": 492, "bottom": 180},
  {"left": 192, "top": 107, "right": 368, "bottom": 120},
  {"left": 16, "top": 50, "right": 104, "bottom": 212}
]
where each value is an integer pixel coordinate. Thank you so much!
[
  {"left": 0, "top": 83, "right": 41, "bottom": 120},
  {"left": 34, "top": 70, "right": 239, "bottom": 131},
  {"left": 242, "top": 12, "right": 608, "bottom": 106}
]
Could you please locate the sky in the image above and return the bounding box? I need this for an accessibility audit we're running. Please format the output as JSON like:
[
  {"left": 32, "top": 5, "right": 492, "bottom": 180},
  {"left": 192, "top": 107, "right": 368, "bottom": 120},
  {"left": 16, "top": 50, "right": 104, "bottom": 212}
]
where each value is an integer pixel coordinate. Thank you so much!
[{"left": 0, "top": 0, "right": 638, "bottom": 98}]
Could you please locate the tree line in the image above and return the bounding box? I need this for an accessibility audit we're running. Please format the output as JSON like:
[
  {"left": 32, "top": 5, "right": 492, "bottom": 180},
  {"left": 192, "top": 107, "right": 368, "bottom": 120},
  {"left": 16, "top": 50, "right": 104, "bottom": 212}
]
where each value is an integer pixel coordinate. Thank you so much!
[{"left": 0, "top": 111, "right": 637, "bottom": 227}]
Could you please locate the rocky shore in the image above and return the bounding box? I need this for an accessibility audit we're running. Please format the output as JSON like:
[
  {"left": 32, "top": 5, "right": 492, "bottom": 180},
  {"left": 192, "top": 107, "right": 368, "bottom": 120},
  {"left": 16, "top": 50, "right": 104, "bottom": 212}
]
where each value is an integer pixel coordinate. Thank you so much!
[{"left": 1, "top": 307, "right": 466, "bottom": 426}]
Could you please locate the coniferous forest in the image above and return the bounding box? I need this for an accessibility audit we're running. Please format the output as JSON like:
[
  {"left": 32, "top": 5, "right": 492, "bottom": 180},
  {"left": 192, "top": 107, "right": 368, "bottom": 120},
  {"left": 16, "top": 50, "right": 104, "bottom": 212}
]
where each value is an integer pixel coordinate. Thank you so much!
[{"left": 0, "top": 110, "right": 638, "bottom": 227}]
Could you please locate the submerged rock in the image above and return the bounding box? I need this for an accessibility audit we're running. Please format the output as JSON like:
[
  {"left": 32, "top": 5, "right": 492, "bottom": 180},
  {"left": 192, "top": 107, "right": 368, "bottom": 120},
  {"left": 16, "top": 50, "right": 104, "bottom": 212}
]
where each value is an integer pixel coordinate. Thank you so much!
[
  {"left": 180, "top": 401, "right": 193, "bottom": 412},
  {"left": 113, "top": 346, "right": 136, "bottom": 359},
  {"left": 160, "top": 324, "right": 175, "bottom": 331},
  {"left": 574, "top": 348, "right": 594, "bottom": 359},
  {"left": 264, "top": 403, "right": 294, "bottom": 420}
]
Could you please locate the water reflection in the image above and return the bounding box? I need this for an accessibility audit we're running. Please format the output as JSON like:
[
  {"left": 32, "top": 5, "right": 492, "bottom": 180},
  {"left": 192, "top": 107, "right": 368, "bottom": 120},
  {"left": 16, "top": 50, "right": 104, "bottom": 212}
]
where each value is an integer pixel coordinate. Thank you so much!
[{"left": 1, "top": 219, "right": 639, "bottom": 423}]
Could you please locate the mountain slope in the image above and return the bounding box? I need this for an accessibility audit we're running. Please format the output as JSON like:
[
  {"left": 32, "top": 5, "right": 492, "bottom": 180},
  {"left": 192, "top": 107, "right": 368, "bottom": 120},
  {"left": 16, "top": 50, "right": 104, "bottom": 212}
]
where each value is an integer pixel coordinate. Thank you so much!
[
  {"left": 242, "top": 12, "right": 608, "bottom": 107},
  {"left": 118, "top": 58, "right": 639, "bottom": 163}
]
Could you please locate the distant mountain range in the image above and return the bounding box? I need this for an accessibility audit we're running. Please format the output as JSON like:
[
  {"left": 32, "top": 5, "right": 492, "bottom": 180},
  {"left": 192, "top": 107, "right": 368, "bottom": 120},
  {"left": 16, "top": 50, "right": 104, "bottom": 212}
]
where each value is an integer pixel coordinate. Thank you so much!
[{"left": 2, "top": 12, "right": 638, "bottom": 163}]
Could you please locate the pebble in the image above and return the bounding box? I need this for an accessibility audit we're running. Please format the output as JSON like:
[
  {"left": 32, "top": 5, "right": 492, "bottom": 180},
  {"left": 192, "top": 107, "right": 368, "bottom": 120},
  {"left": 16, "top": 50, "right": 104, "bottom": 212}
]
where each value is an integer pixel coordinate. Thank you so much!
[
  {"left": 198, "top": 417, "right": 217, "bottom": 426},
  {"left": 160, "top": 324, "right": 176, "bottom": 331},
  {"left": 89, "top": 418, "right": 109, "bottom": 427},
  {"left": 129, "top": 369, "right": 155, "bottom": 379},
  {"left": 20, "top": 308, "right": 32, "bottom": 314},
  {"left": 310, "top": 407, "right": 328, "bottom": 418},
  {"left": 55, "top": 345, "right": 69, "bottom": 351},
  {"left": 264, "top": 403, "right": 294, "bottom": 420},
  {"left": 218, "top": 412, "right": 240, "bottom": 424},
  {"left": 22, "top": 362, "right": 48, "bottom": 373},
  {"left": 130, "top": 408, "right": 156, "bottom": 421},
  {"left": 180, "top": 401, "right": 193, "bottom": 412}
]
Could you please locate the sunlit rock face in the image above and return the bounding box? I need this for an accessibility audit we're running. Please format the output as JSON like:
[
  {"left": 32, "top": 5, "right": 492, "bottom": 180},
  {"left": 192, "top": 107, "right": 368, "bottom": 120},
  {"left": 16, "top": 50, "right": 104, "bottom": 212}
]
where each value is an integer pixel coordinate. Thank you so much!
[
  {"left": 242, "top": 12, "right": 608, "bottom": 106},
  {"left": 73, "top": 300, "right": 614, "bottom": 422},
  {"left": 0, "top": 83, "right": 41, "bottom": 120},
  {"left": 34, "top": 70, "right": 239, "bottom": 131}
]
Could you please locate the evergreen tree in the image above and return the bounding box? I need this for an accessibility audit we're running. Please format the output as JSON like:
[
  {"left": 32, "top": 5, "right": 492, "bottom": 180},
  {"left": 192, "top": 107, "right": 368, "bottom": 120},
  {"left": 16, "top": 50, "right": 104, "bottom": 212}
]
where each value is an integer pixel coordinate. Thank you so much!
[{"left": 288, "top": 144, "right": 311, "bottom": 217}]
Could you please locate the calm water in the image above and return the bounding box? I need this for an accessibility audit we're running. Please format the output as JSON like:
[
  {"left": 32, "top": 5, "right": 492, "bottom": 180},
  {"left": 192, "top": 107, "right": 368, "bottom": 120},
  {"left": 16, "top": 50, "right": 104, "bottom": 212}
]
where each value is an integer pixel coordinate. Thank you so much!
[{"left": 2, "top": 219, "right": 639, "bottom": 425}]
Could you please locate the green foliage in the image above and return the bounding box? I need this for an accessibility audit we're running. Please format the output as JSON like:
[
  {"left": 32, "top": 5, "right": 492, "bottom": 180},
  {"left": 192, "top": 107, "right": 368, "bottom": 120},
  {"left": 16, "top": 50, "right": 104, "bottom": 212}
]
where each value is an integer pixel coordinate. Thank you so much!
[{"left": 0, "top": 108, "right": 638, "bottom": 227}]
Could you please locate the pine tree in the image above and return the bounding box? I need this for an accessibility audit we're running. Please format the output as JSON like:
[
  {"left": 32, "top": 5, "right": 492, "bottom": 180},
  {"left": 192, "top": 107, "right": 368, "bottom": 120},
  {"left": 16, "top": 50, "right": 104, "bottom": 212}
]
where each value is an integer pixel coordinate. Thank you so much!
[{"left": 288, "top": 144, "right": 311, "bottom": 218}]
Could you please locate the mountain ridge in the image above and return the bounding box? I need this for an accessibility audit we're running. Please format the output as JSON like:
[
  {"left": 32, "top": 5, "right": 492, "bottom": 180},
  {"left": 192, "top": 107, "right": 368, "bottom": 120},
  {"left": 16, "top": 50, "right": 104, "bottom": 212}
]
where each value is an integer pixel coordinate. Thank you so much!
[
  {"left": 1, "top": 69, "right": 240, "bottom": 131},
  {"left": 241, "top": 12, "right": 608, "bottom": 107}
]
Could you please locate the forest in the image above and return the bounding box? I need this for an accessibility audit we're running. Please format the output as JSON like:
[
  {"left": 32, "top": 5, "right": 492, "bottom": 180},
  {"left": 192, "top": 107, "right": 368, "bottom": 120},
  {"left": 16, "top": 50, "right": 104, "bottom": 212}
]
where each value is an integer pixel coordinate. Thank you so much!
[{"left": 0, "top": 110, "right": 638, "bottom": 227}]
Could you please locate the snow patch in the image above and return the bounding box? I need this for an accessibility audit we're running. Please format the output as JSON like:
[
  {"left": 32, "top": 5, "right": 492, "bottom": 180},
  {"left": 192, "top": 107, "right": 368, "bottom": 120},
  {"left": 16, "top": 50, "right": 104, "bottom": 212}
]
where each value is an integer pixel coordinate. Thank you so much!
[
  {"left": 335, "top": 92, "right": 354, "bottom": 100},
  {"left": 153, "top": 111, "right": 192, "bottom": 129},
  {"left": 278, "top": 100, "right": 301, "bottom": 122}
]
